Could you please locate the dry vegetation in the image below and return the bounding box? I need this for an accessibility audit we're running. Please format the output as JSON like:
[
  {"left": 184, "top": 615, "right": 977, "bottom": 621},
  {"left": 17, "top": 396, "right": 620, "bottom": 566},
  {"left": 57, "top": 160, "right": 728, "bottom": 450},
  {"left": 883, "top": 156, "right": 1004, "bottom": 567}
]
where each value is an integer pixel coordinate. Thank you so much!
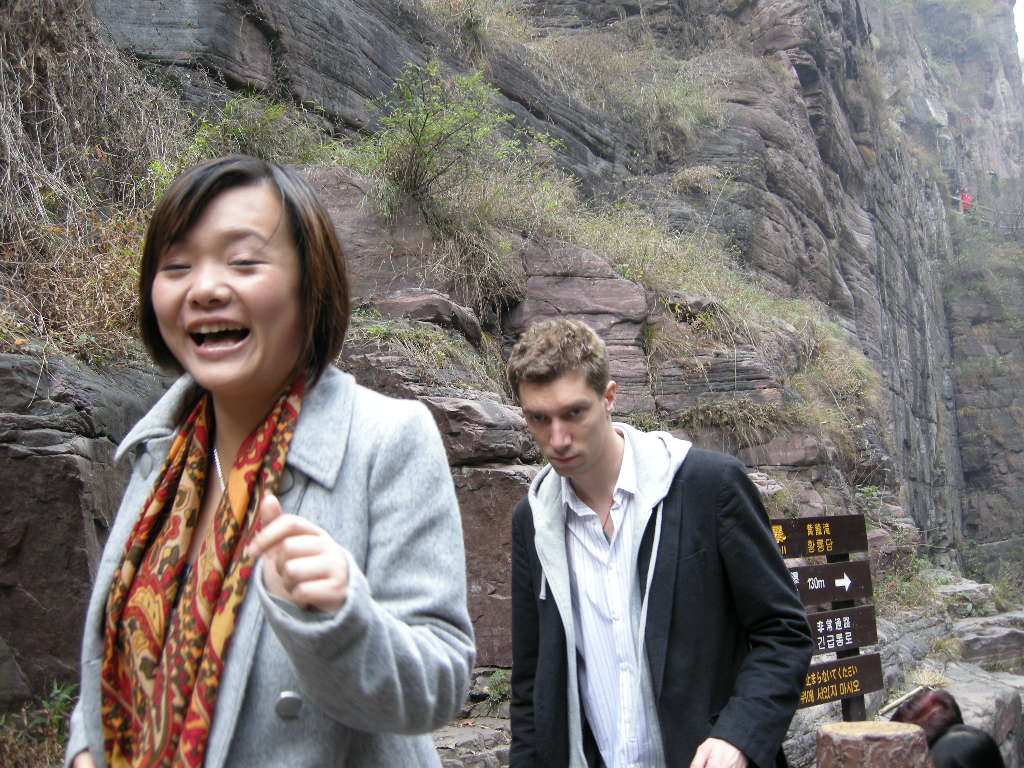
[
  {"left": 347, "top": 309, "right": 507, "bottom": 394},
  {"left": 414, "top": 0, "right": 532, "bottom": 59},
  {"left": 0, "top": 681, "right": 76, "bottom": 767},
  {"left": 528, "top": 23, "right": 724, "bottom": 162},
  {"left": 0, "top": 0, "right": 343, "bottom": 362},
  {"left": 0, "top": 0, "right": 190, "bottom": 359}
]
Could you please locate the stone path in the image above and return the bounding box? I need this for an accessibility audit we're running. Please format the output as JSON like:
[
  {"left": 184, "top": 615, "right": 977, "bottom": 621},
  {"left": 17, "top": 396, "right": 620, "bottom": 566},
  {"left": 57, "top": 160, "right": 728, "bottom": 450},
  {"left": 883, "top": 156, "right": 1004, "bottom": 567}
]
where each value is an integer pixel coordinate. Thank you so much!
[{"left": 434, "top": 717, "right": 511, "bottom": 768}]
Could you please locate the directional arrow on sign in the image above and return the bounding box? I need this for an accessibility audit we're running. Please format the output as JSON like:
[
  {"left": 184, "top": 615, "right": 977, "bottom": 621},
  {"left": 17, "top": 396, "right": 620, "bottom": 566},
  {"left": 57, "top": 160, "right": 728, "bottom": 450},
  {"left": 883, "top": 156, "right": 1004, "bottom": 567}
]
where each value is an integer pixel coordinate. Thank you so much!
[{"left": 792, "top": 560, "right": 872, "bottom": 605}]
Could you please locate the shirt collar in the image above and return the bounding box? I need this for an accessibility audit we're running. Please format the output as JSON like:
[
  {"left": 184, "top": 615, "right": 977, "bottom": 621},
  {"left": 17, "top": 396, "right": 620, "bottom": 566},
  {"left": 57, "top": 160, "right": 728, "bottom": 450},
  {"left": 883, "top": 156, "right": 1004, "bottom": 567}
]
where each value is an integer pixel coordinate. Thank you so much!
[{"left": 562, "top": 428, "right": 636, "bottom": 518}]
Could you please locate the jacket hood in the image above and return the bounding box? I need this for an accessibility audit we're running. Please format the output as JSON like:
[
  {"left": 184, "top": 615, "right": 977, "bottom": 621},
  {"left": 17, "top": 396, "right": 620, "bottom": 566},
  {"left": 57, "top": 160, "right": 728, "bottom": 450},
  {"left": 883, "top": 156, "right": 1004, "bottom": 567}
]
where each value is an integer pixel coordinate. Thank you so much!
[{"left": 528, "top": 421, "right": 691, "bottom": 515}]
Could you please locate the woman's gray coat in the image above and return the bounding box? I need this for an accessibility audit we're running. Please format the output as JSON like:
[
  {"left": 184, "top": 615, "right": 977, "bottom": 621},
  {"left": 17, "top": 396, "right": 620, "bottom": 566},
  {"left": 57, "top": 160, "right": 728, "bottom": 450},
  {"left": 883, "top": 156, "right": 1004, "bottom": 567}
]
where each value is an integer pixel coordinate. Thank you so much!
[{"left": 65, "top": 366, "right": 476, "bottom": 767}]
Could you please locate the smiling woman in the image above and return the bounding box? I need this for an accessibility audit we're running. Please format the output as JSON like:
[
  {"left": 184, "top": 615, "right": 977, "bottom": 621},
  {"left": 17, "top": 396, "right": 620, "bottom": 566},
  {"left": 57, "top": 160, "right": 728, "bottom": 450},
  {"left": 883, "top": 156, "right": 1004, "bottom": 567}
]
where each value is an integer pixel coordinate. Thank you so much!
[
  {"left": 65, "top": 156, "right": 475, "bottom": 768},
  {"left": 149, "top": 183, "right": 305, "bottom": 421}
]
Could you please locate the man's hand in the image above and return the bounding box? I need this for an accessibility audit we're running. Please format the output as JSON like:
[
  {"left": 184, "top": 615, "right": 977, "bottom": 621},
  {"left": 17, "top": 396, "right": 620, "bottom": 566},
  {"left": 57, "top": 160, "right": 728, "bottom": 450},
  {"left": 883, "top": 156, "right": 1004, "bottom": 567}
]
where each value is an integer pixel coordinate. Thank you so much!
[
  {"left": 690, "top": 737, "right": 748, "bottom": 768},
  {"left": 245, "top": 493, "right": 350, "bottom": 613},
  {"left": 72, "top": 750, "right": 97, "bottom": 768}
]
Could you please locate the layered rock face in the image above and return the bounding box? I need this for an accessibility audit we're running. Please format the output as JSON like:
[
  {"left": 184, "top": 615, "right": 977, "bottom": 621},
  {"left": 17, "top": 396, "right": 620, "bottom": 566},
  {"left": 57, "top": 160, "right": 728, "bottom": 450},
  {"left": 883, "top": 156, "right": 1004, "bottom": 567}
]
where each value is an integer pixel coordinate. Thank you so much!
[
  {"left": 0, "top": 355, "right": 166, "bottom": 708},
  {"left": 648, "top": 0, "right": 977, "bottom": 547},
  {"left": 92, "top": 0, "right": 630, "bottom": 194},
  {"left": 946, "top": 253, "right": 1024, "bottom": 575},
  {"left": 88, "top": 0, "right": 1021, "bottom": 554},
  {"left": 859, "top": 0, "right": 1024, "bottom": 571},
  {"left": 876, "top": 0, "right": 1024, "bottom": 577}
]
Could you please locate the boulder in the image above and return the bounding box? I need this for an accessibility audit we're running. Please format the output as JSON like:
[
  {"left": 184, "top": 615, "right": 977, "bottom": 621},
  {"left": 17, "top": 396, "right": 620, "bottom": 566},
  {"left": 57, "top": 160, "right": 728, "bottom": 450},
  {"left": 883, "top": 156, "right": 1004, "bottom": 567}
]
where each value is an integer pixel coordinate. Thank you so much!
[
  {"left": 919, "top": 570, "right": 998, "bottom": 618},
  {"left": 372, "top": 290, "right": 483, "bottom": 347},
  {"left": 747, "top": 470, "right": 784, "bottom": 497},
  {"left": 739, "top": 433, "right": 824, "bottom": 468},
  {"left": 0, "top": 353, "right": 167, "bottom": 707},
  {"left": 953, "top": 611, "right": 1024, "bottom": 668},
  {"left": 654, "top": 347, "right": 784, "bottom": 414},
  {"left": 302, "top": 166, "right": 437, "bottom": 300},
  {"left": 420, "top": 397, "right": 538, "bottom": 465},
  {"left": 453, "top": 464, "right": 537, "bottom": 668},
  {"left": 504, "top": 239, "right": 653, "bottom": 414}
]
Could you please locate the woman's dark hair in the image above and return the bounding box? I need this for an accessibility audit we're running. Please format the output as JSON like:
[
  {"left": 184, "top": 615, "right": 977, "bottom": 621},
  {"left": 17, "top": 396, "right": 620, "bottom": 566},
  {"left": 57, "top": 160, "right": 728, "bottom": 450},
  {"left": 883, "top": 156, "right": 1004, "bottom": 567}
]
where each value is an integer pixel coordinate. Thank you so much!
[
  {"left": 890, "top": 688, "right": 963, "bottom": 746},
  {"left": 139, "top": 155, "right": 349, "bottom": 385},
  {"left": 931, "top": 724, "right": 1005, "bottom": 768}
]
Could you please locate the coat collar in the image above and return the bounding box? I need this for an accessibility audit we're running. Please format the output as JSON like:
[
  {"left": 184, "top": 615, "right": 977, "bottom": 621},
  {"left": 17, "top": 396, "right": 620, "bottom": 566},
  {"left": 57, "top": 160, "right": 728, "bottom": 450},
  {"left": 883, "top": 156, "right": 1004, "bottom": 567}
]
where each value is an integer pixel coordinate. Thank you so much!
[{"left": 115, "top": 367, "right": 356, "bottom": 490}]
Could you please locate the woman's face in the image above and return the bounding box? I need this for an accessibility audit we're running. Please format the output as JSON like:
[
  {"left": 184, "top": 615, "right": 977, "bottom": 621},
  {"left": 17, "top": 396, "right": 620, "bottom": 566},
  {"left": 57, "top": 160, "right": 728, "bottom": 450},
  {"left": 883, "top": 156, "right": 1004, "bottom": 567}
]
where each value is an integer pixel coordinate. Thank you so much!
[{"left": 151, "top": 181, "right": 304, "bottom": 413}]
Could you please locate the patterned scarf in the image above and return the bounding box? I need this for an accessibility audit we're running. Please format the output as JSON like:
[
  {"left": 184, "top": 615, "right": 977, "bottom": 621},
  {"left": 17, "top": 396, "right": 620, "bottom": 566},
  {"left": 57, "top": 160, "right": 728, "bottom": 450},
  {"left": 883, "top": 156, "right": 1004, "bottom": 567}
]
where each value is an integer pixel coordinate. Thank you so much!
[{"left": 100, "top": 378, "right": 304, "bottom": 767}]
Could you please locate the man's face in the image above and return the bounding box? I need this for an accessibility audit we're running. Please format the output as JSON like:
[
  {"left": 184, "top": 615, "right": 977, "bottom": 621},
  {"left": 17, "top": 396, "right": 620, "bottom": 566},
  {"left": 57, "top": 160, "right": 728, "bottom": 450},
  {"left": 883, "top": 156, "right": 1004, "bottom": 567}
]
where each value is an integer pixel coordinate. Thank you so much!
[{"left": 518, "top": 370, "right": 617, "bottom": 480}]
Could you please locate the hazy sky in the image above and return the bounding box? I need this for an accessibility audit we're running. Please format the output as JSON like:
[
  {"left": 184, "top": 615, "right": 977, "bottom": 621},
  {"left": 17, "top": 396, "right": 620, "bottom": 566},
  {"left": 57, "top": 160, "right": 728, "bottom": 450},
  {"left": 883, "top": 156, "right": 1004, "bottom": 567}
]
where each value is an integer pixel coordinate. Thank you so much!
[{"left": 1017, "top": 0, "right": 1024, "bottom": 59}]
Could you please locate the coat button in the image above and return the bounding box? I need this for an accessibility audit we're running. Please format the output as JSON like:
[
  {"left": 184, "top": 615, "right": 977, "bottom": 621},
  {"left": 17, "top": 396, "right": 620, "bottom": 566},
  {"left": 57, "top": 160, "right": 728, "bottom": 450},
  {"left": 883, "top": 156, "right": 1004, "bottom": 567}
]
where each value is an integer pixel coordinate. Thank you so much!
[
  {"left": 278, "top": 469, "right": 294, "bottom": 495},
  {"left": 136, "top": 451, "right": 153, "bottom": 478},
  {"left": 275, "top": 690, "right": 302, "bottom": 720}
]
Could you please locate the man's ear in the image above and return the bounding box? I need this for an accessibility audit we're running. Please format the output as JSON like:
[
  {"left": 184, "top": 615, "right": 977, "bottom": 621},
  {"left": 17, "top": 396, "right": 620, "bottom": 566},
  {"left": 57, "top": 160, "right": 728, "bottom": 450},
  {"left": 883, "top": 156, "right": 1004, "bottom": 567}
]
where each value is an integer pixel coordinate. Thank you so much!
[{"left": 603, "top": 381, "right": 617, "bottom": 415}]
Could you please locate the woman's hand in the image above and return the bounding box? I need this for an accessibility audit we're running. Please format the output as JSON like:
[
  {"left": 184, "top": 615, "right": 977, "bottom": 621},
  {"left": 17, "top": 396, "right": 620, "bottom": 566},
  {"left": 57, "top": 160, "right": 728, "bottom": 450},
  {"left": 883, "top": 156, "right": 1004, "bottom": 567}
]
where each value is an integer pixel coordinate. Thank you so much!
[
  {"left": 245, "top": 493, "right": 350, "bottom": 613},
  {"left": 72, "top": 750, "right": 97, "bottom": 768}
]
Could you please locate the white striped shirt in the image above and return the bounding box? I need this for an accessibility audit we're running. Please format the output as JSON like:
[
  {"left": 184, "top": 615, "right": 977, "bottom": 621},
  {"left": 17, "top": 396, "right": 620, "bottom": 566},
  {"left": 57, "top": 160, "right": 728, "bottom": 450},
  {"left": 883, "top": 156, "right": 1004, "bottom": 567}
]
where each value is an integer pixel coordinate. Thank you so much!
[{"left": 563, "top": 430, "right": 659, "bottom": 768}]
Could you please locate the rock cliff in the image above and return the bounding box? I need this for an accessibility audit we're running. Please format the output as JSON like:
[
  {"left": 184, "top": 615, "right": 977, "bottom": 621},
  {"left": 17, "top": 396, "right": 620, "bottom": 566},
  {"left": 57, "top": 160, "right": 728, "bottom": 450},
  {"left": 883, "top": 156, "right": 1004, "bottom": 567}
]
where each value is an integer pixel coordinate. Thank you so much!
[{"left": 82, "top": 0, "right": 1024, "bottom": 558}]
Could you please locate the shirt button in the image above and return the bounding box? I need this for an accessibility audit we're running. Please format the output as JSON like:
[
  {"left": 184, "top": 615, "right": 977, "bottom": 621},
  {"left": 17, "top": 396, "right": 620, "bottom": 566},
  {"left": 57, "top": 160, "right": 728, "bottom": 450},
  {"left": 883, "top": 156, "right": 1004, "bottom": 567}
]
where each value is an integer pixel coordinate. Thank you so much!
[
  {"left": 278, "top": 468, "right": 294, "bottom": 494},
  {"left": 136, "top": 451, "right": 153, "bottom": 478},
  {"left": 275, "top": 690, "right": 303, "bottom": 720}
]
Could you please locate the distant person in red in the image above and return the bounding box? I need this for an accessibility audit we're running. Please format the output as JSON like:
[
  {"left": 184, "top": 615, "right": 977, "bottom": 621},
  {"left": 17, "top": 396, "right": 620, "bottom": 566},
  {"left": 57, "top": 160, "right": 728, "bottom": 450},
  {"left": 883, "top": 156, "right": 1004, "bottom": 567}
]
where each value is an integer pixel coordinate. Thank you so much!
[
  {"left": 890, "top": 687, "right": 962, "bottom": 745},
  {"left": 961, "top": 190, "right": 973, "bottom": 214},
  {"left": 890, "top": 687, "right": 1005, "bottom": 767}
]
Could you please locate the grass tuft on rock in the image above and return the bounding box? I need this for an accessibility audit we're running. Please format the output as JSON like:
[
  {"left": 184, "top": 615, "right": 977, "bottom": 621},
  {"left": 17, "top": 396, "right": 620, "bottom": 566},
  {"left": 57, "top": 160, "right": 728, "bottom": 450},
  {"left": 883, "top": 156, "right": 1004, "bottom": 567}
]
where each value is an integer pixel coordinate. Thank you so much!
[{"left": 0, "top": 681, "right": 77, "bottom": 767}]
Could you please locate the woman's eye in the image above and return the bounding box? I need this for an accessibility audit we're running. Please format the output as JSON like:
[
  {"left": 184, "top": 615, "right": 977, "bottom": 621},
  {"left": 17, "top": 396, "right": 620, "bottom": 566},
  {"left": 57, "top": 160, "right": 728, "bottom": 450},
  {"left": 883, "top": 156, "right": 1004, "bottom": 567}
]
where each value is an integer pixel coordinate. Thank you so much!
[
  {"left": 230, "top": 255, "right": 264, "bottom": 267},
  {"left": 159, "top": 262, "right": 188, "bottom": 272}
]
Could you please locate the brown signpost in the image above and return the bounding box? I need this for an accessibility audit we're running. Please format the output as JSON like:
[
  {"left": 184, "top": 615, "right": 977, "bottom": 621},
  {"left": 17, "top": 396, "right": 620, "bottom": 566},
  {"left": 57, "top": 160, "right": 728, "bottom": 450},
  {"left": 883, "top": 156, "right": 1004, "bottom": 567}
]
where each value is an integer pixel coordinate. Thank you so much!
[
  {"left": 807, "top": 604, "right": 878, "bottom": 654},
  {"left": 789, "top": 560, "right": 873, "bottom": 606},
  {"left": 798, "top": 653, "right": 883, "bottom": 709},
  {"left": 771, "top": 512, "right": 882, "bottom": 722},
  {"left": 771, "top": 515, "right": 869, "bottom": 558}
]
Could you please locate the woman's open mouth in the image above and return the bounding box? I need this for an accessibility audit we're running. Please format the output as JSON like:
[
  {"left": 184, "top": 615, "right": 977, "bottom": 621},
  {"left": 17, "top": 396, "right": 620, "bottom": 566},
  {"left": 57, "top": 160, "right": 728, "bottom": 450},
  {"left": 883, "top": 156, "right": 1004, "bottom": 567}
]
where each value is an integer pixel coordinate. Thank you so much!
[{"left": 189, "top": 323, "right": 250, "bottom": 348}]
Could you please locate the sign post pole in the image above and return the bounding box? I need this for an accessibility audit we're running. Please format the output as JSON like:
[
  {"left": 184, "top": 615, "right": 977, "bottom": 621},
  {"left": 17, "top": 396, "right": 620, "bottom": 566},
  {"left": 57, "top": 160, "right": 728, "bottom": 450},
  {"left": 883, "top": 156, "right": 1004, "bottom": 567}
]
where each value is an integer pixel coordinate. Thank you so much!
[
  {"left": 770, "top": 514, "right": 882, "bottom": 715},
  {"left": 828, "top": 549, "right": 866, "bottom": 722}
]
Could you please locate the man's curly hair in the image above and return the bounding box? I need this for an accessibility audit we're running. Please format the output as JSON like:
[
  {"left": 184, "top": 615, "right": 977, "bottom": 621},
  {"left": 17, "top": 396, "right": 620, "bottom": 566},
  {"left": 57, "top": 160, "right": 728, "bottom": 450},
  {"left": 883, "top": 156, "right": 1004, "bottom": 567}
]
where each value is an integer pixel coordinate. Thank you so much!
[{"left": 506, "top": 318, "right": 609, "bottom": 401}]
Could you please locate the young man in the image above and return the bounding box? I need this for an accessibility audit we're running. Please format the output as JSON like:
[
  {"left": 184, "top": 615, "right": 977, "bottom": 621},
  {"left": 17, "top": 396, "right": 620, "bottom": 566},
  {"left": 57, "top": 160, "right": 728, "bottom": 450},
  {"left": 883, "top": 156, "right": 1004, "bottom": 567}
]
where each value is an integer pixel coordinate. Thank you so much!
[{"left": 507, "top": 319, "right": 813, "bottom": 768}]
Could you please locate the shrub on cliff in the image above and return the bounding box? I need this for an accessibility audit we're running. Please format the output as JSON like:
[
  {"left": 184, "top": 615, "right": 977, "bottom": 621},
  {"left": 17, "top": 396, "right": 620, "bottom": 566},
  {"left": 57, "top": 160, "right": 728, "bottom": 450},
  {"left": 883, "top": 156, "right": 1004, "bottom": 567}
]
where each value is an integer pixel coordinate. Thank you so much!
[
  {"left": 344, "top": 59, "right": 573, "bottom": 311},
  {"left": 343, "top": 61, "right": 881, "bottom": 451},
  {"left": 144, "top": 95, "right": 344, "bottom": 200}
]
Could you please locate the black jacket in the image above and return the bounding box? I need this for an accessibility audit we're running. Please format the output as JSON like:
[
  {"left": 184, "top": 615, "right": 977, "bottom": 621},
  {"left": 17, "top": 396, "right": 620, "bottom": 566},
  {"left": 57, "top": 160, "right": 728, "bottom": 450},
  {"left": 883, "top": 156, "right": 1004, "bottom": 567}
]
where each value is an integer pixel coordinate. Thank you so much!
[{"left": 510, "top": 447, "right": 814, "bottom": 768}]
